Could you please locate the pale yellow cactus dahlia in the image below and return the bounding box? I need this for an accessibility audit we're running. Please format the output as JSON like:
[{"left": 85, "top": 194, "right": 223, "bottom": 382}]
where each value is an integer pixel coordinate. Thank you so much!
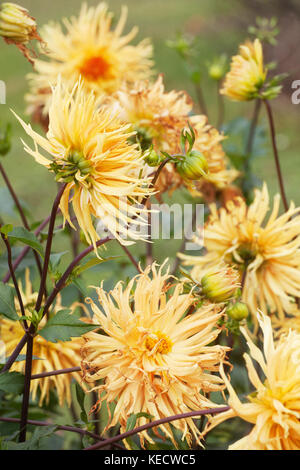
[
  {"left": 13, "top": 78, "right": 152, "bottom": 250},
  {"left": 26, "top": 2, "right": 153, "bottom": 117},
  {"left": 179, "top": 183, "right": 300, "bottom": 321},
  {"left": 81, "top": 262, "right": 229, "bottom": 447},
  {"left": 221, "top": 39, "right": 266, "bottom": 101},
  {"left": 206, "top": 314, "right": 300, "bottom": 450}
]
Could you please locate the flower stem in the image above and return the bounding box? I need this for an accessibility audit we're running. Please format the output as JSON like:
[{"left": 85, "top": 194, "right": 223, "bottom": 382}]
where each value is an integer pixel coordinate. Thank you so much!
[
  {"left": 31, "top": 366, "right": 81, "bottom": 380},
  {"left": 19, "top": 335, "right": 33, "bottom": 442},
  {"left": 1, "top": 334, "right": 28, "bottom": 373},
  {"left": 0, "top": 162, "right": 43, "bottom": 279},
  {"left": 84, "top": 406, "right": 230, "bottom": 450},
  {"left": 1, "top": 236, "right": 113, "bottom": 374},
  {"left": 217, "top": 80, "right": 225, "bottom": 129},
  {"left": 118, "top": 242, "right": 141, "bottom": 273},
  {"left": 0, "top": 416, "right": 123, "bottom": 448},
  {"left": 263, "top": 100, "right": 289, "bottom": 211},
  {"left": 194, "top": 82, "right": 208, "bottom": 117},
  {"left": 42, "top": 235, "right": 112, "bottom": 318},
  {"left": 0, "top": 232, "right": 28, "bottom": 330},
  {"left": 2, "top": 213, "right": 52, "bottom": 284},
  {"left": 35, "top": 184, "right": 67, "bottom": 313}
]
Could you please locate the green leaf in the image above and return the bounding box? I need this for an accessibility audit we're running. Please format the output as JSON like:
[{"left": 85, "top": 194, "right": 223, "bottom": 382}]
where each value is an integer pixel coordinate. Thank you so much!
[
  {"left": 0, "top": 224, "right": 13, "bottom": 236},
  {"left": 126, "top": 412, "right": 153, "bottom": 432},
  {"left": 38, "top": 309, "right": 98, "bottom": 343},
  {"left": 0, "top": 282, "right": 18, "bottom": 320},
  {"left": 49, "top": 251, "right": 69, "bottom": 272},
  {"left": 71, "top": 255, "right": 121, "bottom": 279},
  {"left": 5, "top": 425, "right": 57, "bottom": 450},
  {"left": 6, "top": 227, "right": 44, "bottom": 258},
  {"left": 0, "top": 371, "right": 24, "bottom": 394},
  {"left": 75, "top": 383, "right": 88, "bottom": 424}
]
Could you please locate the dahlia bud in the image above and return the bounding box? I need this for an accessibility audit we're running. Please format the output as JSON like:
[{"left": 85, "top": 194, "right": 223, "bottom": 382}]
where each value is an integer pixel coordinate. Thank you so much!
[
  {"left": 0, "top": 3, "right": 37, "bottom": 43},
  {"left": 201, "top": 264, "right": 240, "bottom": 303},
  {"left": 0, "top": 3, "right": 43, "bottom": 63},
  {"left": 144, "top": 148, "right": 162, "bottom": 167},
  {"left": 226, "top": 302, "right": 249, "bottom": 321},
  {"left": 0, "top": 122, "right": 11, "bottom": 157},
  {"left": 208, "top": 55, "right": 227, "bottom": 81},
  {"left": 176, "top": 150, "right": 208, "bottom": 180}
]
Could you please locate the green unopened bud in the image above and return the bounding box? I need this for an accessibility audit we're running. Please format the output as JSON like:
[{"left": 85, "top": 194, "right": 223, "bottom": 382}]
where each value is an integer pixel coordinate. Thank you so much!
[
  {"left": 176, "top": 150, "right": 208, "bottom": 180},
  {"left": 207, "top": 55, "right": 228, "bottom": 81},
  {"left": 209, "top": 64, "right": 224, "bottom": 81},
  {"left": 144, "top": 148, "right": 161, "bottom": 167},
  {"left": 201, "top": 265, "right": 240, "bottom": 303},
  {"left": 0, "top": 122, "right": 11, "bottom": 156},
  {"left": 0, "top": 2, "right": 38, "bottom": 44},
  {"left": 226, "top": 302, "right": 249, "bottom": 321}
]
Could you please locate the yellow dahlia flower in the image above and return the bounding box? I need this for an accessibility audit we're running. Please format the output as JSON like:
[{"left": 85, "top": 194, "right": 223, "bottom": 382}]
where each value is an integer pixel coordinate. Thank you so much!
[
  {"left": 207, "top": 314, "right": 300, "bottom": 450},
  {"left": 26, "top": 2, "right": 153, "bottom": 117},
  {"left": 114, "top": 75, "right": 193, "bottom": 153},
  {"left": 0, "top": 270, "right": 83, "bottom": 405},
  {"left": 179, "top": 183, "right": 300, "bottom": 320},
  {"left": 81, "top": 262, "right": 229, "bottom": 447},
  {"left": 221, "top": 39, "right": 266, "bottom": 101},
  {"left": 113, "top": 77, "right": 237, "bottom": 198},
  {"left": 0, "top": 2, "right": 42, "bottom": 62},
  {"left": 14, "top": 78, "right": 152, "bottom": 250}
]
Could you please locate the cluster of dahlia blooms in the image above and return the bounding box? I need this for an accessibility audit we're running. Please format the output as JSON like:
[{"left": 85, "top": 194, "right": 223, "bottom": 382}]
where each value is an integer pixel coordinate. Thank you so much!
[{"left": 0, "top": 0, "right": 299, "bottom": 452}]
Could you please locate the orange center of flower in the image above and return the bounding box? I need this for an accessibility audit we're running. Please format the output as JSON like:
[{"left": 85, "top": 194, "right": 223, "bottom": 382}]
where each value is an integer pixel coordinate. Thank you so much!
[
  {"left": 79, "top": 56, "right": 112, "bottom": 81},
  {"left": 145, "top": 331, "right": 172, "bottom": 355}
]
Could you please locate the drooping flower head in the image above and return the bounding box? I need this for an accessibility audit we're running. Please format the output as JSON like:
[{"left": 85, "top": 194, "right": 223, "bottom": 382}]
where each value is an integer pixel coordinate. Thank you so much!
[
  {"left": 207, "top": 314, "right": 300, "bottom": 450},
  {"left": 14, "top": 78, "right": 152, "bottom": 250},
  {"left": 0, "top": 270, "right": 83, "bottom": 405},
  {"left": 81, "top": 262, "right": 229, "bottom": 447},
  {"left": 0, "top": 2, "right": 43, "bottom": 63},
  {"left": 26, "top": 2, "right": 153, "bottom": 118},
  {"left": 221, "top": 39, "right": 266, "bottom": 101},
  {"left": 179, "top": 183, "right": 300, "bottom": 321}
]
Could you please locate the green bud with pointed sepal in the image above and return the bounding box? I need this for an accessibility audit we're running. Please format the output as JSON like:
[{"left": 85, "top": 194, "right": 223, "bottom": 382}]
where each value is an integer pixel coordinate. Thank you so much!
[
  {"left": 176, "top": 150, "right": 208, "bottom": 180},
  {"left": 226, "top": 302, "right": 249, "bottom": 321}
]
